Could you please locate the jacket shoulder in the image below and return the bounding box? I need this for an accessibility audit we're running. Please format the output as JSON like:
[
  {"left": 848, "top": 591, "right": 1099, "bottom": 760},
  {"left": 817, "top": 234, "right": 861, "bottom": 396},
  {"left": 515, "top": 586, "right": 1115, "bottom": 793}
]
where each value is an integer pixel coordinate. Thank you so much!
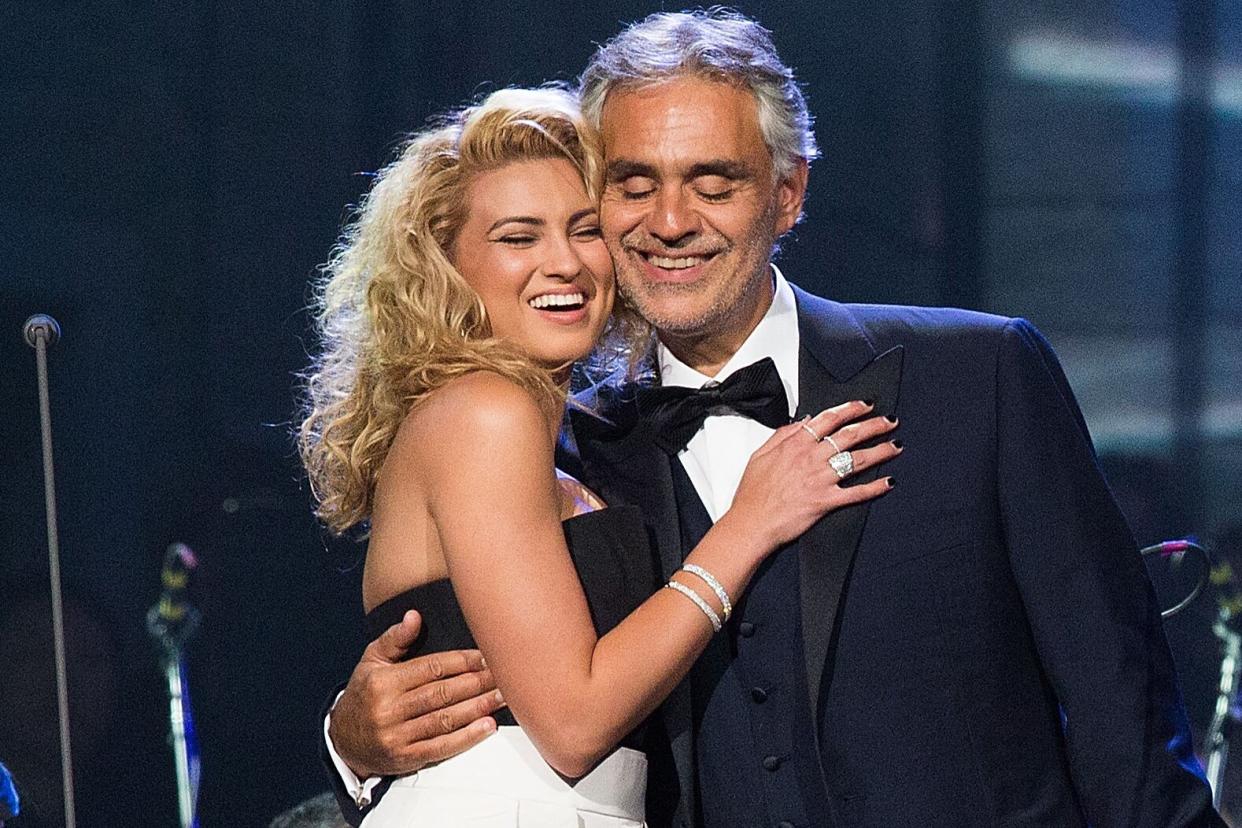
[
  {"left": 791, "top": 282, "right": 1013, "bottom": 341},
  {"left": 844, "top": 301, "right": 1013, "bottom": 342}
]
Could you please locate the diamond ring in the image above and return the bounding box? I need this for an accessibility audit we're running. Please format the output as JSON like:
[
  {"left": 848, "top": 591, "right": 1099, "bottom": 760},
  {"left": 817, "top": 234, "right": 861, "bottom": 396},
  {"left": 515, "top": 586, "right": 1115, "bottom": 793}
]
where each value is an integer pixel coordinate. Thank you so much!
[{"left": 828, "top": 451, "right": 855, "bottom": 479}]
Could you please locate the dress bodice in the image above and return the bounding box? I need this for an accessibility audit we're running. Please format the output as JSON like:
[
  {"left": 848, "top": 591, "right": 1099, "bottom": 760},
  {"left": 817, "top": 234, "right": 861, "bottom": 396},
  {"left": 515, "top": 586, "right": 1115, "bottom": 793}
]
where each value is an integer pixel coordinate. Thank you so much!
[{"left": 363, "top": 505, "right": 659, "bottom": 746}]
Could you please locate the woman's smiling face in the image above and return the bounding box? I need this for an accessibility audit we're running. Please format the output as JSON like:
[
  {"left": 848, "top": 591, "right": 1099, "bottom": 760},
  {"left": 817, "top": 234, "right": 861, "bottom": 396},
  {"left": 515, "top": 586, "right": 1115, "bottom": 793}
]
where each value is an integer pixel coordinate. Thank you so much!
[{"left": 452, "top": 156, "right": 615, "bottom": 376}]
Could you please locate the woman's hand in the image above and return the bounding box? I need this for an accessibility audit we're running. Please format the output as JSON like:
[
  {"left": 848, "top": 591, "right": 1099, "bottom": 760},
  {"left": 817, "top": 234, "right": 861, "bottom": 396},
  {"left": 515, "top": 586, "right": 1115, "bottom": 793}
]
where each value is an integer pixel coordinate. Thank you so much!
[{"left": 725, "top": 400, "right": 901, "bottom": 552}]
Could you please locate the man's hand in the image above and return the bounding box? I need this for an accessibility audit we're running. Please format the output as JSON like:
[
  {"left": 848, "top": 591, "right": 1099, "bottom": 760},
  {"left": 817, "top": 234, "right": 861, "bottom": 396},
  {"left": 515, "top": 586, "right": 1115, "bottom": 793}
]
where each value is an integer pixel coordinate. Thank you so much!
[{"left": 329, "top": 609, "right": 504, "bottom": 779}]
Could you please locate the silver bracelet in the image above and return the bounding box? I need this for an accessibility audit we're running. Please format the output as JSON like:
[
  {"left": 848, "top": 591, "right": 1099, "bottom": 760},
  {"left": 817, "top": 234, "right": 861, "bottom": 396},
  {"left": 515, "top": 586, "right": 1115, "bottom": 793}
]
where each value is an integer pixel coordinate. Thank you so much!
[
  {"left": 680, "top": 563, "right": 732, "bottom": 622},
  {"left": 664, "top": 580, "right": 722, "bottom": 633}
]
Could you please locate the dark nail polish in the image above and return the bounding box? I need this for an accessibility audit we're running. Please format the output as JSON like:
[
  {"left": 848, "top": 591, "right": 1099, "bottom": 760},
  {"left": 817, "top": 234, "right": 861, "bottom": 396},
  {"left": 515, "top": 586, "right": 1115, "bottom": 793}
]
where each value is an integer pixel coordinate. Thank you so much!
[
  {"left": 892, "top": 439, "right": 903, "bottom": 449},
  {"left": 863, "top": 398, "right": 876, "bottom": 406},
  {"left": 885, "top": 414, "right": 898, "bottom": 423},
  {"left": 887, "top": 477, "right": 897, "bottom": 487}
]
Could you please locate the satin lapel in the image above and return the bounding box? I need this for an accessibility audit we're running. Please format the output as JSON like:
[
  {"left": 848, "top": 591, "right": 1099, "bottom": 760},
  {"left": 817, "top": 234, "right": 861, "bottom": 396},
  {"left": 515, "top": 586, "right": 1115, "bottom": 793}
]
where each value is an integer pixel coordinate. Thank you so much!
[
  {"left": 566, "top": 398, "right": 696, "bottom": 814},
  {"left": 792, "top": 287, "right": 904, "bottom": 729}
]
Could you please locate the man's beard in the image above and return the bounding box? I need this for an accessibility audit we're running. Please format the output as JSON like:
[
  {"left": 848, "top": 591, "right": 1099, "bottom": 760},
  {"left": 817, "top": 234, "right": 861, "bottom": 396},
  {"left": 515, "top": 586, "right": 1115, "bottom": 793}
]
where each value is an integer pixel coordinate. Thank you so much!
[{"left": 612, "top": 204, "right": 781, "bottom": 341}]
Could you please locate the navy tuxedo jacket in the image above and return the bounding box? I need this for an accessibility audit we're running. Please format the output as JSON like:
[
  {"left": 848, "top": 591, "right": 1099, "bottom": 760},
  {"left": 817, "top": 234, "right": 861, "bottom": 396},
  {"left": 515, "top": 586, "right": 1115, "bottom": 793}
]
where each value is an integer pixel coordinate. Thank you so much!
[{"left": 563, "top": 285, "right": 1219, "bottom": 827}]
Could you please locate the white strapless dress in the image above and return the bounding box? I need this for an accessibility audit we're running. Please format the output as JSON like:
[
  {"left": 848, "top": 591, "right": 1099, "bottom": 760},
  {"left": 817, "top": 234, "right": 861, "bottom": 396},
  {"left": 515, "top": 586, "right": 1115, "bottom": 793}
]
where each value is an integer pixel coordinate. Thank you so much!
[{"left": 359, "top": 726, "right": 647, "bottom": 827}]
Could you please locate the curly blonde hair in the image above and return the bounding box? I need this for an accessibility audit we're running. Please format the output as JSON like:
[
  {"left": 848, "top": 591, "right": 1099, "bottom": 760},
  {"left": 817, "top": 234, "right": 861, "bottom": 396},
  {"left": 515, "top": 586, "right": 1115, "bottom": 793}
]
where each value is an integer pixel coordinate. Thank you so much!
[{"left": 300, "top": 87, "right": 639, "bottom": 533}]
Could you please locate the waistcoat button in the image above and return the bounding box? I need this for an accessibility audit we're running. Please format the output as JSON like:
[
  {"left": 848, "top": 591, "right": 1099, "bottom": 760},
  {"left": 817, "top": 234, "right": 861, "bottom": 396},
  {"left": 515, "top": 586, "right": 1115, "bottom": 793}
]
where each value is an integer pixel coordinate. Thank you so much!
[
  {"left": 751, "top": 687, "right": 768, "bottom": 703},
  {"left": 738, "top": 621, "right": 756, "bottom": 637},
  {"left": 762, "top": 754, "right": 782, "bottom": 771}
]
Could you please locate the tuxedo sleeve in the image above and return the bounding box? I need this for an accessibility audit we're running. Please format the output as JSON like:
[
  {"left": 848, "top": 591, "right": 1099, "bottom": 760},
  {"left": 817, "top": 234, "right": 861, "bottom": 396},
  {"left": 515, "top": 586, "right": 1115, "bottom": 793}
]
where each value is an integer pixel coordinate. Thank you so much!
[{"left": 994, "top": 318, "right": 1219, "bottom": 827}]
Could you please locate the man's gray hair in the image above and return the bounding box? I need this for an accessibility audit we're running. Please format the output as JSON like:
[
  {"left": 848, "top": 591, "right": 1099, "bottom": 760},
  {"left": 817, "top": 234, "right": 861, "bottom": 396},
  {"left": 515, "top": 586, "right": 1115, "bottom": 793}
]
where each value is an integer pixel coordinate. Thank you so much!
[{"left": 578, "top": 8, "right": 819, "bottom": 179}]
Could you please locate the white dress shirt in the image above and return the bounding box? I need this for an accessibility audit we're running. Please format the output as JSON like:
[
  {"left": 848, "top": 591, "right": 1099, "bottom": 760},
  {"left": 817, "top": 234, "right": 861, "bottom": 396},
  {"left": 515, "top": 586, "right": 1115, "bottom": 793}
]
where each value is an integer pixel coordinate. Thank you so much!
[
  {"left": 326, "top": 692, "right": 383, "bottom": 807},
  {"left": 327, "top": 266, "right": 802, "bottom": 804},
  {"left": 657, "top": 266, "right": 801, "bottom": 521}
]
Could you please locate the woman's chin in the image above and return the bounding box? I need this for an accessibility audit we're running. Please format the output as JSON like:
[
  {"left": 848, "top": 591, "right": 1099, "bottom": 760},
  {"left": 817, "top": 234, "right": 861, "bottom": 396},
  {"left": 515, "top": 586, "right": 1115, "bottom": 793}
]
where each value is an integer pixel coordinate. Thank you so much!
[
  {"left": 534, "top": 350, "right": 592, "bottom": 375},
  {"left": 524, "top": 334, "right": 600, "bottom": 371}
]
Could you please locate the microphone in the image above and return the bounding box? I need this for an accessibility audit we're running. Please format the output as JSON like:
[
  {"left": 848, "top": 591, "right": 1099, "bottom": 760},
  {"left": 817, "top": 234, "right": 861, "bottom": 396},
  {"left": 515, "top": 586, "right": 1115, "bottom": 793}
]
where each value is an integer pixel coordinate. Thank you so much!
[
  {"left": 145, "top": 542, "right": 202, "bottom": 827},
  {"left": 147, "top": 542, "right": 201, "bottom": 645}
]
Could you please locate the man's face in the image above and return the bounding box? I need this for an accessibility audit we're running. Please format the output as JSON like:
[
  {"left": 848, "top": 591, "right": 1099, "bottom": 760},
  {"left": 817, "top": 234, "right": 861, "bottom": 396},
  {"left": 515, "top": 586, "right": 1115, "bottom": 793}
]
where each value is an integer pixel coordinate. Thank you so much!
[{"left": 599, "top": 76, "right": 807, "bottom": 353}]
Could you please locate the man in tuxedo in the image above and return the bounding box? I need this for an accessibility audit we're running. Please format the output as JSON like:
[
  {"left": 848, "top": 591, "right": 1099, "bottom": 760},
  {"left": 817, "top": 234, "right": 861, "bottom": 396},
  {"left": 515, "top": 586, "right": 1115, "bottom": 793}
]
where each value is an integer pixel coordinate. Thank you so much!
[{"left": 323, "top": 10, "right": 1220, "bottom": 826}]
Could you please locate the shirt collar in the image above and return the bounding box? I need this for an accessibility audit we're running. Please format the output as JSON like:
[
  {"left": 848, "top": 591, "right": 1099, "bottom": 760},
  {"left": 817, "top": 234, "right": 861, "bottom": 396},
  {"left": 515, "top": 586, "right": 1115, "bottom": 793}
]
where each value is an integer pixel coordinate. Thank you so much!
[{"left": 657, "top": 265, "right": 800, "bottom": 415}]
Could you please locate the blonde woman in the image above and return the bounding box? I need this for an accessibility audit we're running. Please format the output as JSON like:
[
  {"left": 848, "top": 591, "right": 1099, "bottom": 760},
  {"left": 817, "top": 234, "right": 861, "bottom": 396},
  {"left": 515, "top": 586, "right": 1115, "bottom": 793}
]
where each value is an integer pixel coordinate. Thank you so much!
[{"left": 300, "top": 87, "right": 898, "bottom": 826}]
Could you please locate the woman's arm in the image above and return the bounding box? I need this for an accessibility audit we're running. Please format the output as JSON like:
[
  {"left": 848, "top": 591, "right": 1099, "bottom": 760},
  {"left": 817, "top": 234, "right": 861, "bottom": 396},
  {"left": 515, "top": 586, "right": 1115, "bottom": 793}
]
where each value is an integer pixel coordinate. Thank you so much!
[{"left": 372, "top": 371, "right": 895, "bottom": 777}]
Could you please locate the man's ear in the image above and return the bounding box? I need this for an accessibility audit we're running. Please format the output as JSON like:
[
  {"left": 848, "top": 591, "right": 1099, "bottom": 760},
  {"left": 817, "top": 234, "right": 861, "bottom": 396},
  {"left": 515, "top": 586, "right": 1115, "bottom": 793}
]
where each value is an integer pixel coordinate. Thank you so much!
[{"left": 775, "top": 158, "right": 809, "bottom": 234}]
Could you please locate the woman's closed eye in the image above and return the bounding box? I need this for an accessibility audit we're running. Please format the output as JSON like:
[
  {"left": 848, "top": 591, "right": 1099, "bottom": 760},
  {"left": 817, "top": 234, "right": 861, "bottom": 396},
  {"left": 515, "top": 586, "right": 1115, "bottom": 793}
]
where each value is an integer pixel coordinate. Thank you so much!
[{"left": 496, "top": 233, "right": 538, "bottom": 246}]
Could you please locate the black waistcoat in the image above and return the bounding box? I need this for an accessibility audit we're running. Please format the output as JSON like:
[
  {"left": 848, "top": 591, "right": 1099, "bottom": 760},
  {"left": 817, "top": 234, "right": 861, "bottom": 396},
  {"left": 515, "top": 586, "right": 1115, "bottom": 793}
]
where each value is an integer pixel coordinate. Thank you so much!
[{"left": 669, "top": 459, "right": 832, "bottom": 828}]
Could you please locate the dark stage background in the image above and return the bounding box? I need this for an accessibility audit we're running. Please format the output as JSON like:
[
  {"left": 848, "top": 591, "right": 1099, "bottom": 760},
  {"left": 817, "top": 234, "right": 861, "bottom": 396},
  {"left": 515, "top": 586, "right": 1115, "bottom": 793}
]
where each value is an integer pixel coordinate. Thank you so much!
[{"left": 2, "top": 1, "right": 1240, "bottom": 825}]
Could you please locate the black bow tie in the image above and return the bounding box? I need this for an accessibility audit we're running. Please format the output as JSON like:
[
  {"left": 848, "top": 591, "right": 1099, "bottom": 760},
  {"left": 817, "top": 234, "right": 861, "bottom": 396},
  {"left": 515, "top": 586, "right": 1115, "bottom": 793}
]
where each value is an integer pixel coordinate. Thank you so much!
[{"left": 641, "top": 357, "right": 792, "bottom": 454}]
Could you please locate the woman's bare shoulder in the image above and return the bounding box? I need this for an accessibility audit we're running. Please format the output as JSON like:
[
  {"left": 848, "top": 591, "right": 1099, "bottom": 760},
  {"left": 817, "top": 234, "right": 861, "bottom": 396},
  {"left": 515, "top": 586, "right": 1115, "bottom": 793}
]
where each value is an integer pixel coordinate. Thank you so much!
[
  {"left": 368, "top": 372, "right": 557, "bottom": 600},
  {"left": 393, "top": 371, "right": 551, "bottom": 462}
]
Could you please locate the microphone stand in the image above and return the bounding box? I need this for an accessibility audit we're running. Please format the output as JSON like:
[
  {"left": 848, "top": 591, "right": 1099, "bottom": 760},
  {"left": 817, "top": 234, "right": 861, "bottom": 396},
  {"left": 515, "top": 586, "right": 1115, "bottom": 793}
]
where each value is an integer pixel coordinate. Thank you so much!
[
  {"left": 23, "top": 314, "right": 76, "bottom": 828},
  {"left": 147, "top": 545, "right": 202, "bottom": 828},
  {"left": 1207, "top": 610, "right": 1242, "bottom": 809}
]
